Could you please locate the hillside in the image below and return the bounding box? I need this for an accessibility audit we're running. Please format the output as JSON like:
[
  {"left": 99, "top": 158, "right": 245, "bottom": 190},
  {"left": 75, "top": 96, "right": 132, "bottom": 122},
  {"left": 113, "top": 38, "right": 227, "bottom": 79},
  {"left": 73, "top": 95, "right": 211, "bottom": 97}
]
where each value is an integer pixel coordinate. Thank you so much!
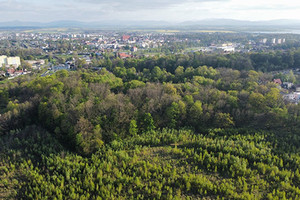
[{"left": 1, "top": 66, "right": 300, "bottom": 199}]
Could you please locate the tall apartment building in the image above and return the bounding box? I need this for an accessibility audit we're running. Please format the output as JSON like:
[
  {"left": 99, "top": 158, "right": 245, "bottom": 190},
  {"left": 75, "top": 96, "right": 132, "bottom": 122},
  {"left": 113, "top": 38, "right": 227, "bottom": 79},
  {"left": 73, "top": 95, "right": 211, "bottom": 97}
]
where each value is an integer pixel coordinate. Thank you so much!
[{"left": 0, "top": 55, "right": 21, "bottom": 67}]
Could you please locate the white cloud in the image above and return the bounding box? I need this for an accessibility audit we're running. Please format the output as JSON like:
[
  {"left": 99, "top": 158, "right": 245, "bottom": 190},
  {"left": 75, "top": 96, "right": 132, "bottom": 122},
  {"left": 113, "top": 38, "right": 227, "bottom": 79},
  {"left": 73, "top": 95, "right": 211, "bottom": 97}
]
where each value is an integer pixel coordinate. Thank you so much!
[{"left": 0, "top": 0, "right": 299, "bottom": 22}]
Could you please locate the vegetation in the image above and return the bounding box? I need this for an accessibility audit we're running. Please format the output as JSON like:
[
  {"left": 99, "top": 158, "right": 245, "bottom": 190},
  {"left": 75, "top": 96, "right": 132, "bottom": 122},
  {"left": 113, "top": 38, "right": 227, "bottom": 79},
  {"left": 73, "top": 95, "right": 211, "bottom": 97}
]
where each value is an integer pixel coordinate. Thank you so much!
[{"left": 1, "top": 58, "right": 300, "bottom": 199}]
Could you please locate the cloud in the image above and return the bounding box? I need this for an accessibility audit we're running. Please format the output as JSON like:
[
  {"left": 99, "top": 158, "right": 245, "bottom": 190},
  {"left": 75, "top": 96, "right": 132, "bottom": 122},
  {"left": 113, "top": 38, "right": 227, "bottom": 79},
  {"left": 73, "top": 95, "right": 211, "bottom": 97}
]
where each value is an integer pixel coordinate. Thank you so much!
[
  {"left": 0, "top": 0, "right": 299, "bottom": 22},
  {"left": 76, "top": 0, "right": 228, "bottom": 11}
]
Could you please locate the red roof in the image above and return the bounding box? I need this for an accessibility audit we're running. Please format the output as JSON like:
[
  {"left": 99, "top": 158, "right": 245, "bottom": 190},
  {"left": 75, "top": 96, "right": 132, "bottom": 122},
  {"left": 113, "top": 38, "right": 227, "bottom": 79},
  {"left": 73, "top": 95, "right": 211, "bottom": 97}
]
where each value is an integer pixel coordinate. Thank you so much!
[
  {"left": 273, "top": 79, "right": 282, "bottom": 85},
  {"left": 7, "top": 68, "right": 15, "bottom": 74},
  {"left": 15, "top": 70, "right": 23, "bottom": 74},
  {"left": 119, "top": 53, "right": 132, "bottom": 59},
  {"left": 122, "top": 35, "right": 130, "bottom": 41}
]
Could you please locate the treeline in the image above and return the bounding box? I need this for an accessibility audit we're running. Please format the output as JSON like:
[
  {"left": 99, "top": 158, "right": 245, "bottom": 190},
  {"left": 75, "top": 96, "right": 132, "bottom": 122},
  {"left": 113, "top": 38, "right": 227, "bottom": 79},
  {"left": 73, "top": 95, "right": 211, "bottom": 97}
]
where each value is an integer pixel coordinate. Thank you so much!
[
  {"left": 88, "top": 49, "right": 300, "bottom": 73},
  {"left": 0, "top": 48, "right": 43, "bottom": 60},
  {"left": 1, "top": 66, "right": 299, "bottom": 155}
]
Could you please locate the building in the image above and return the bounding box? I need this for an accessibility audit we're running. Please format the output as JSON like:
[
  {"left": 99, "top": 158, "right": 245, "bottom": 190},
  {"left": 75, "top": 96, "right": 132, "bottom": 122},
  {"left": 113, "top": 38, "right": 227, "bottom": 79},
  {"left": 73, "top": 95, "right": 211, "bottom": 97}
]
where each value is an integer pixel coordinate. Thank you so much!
[
  {"left": 273, "top": 79, "right": 282, "bottom": 85},
  {"left": 283, "top": 92, "right": 300, "bottom": 104},
  {"left": 6, "top": 68, "right": 15, "bottom": 75},
  {"left": 26, "top": 60, "right": 45, "bottom": 69},
  {"left": 118, "top": 52, "right": 132, "bottom": 59},
  {"left": 131, "top": 46, "right": 138, "bottom": 52},
  {"left": 295, "top": 85, "right": 300, "bottom": 92},
  {"left": 277, "top": 39, "right": 282, "bottom": 44},
  {"left": 282, "top": 82, "right": 293, "bottom": 89},
  {"left": 122, "top": 35, "right": 130, "bottom": 41},
  {"left": 52, "top": 64, "right": 71, "bottom": 71},
  {"left": 261, "top": 38, "right": 267, "bottom": 44},
  {"left": 0, "top": 55, "right": 7, "bottom": 65},
  {"left": 26, "top": 60, "right": 45, "bottom": 65},
  {"left": 0, "top": 55, "right": 21, "bottom": 67},
  {"left": 221, "top": 46, "right": 235, "bottom": 52}
]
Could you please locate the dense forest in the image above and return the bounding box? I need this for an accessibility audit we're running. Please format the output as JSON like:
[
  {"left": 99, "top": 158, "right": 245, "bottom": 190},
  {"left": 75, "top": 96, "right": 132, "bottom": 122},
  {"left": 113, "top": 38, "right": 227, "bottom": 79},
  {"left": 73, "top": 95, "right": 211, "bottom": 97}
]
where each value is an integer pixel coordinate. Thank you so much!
[
  {"left": 83, "top": 48, "right": 300, "bottom": 73},
  {"left": 1, "top": 60, "right": 300, "bottom": 199}
]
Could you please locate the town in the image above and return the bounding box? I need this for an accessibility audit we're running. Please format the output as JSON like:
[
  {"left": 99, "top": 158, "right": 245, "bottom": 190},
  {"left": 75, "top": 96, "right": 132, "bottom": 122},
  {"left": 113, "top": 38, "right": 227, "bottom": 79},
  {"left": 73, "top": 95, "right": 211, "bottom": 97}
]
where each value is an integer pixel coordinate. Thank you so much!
[{"left": 0, "top": 30, "right": 295, "bottom": 80}]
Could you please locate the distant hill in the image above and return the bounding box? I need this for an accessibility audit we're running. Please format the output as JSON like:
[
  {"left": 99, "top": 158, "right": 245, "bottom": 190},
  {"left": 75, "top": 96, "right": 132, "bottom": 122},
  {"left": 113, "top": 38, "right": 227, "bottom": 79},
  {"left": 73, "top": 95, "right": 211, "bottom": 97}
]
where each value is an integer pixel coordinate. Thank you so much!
[
  {"left": 0, "top": 19, "right": 300, "bottom": 30},
  {"left": 181, "top": 19, "right": 300, "bottom": 26}
]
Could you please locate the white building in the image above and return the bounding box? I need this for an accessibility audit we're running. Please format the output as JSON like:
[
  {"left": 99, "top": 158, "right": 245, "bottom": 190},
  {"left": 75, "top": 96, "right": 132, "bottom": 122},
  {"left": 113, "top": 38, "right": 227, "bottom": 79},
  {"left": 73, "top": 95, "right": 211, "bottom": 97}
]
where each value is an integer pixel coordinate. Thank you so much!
[
  {"left": 277, "top": 39, "right": 282, "bottom": 44},
  {"left": 262, "top": 38, "right": 267, "bottom": 44},
  {"left": 217, "top": 46, "right": 235, "bottom": 52},
  {"left": 0, "top": 55, "right": 8, "bottom": 65},
  {"left": 0, "top": 55, "right": 21, "bottom": 67}
]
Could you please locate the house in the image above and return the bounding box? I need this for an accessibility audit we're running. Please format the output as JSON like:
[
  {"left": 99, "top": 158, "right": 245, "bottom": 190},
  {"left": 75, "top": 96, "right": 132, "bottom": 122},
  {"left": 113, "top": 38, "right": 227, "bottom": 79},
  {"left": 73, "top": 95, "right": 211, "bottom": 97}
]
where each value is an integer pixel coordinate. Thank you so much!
[
  {"left": 131, "top": 46, "right": 138, "bottom": 52},
  {"left": 282, "top": 82, "right": 293, "bottom": 89},
  {"left": 52, "top": 64, "right": 71, "bottom": 71},
  {"left": 122, "top": 35, "right": 130, "bottom": 41},
  {"left": 295, "top": 84, "right": 300, "bottom": 92},
  {"left": 0, "top": 71, "right": 5, "bottom": 77},
  {"left": 6, "top": 68, "right": 15, "bottom": 76},
  {"left": 283, "top": 93, "right": 297, "bottom": 100},
  {"left": 283, "top": 92, "right": 300, "bottom": 104},
  {"left": 82, "top": 56, "right": 91, "bottom": 64},
  {"left": 273, "top": 79, "right": 282, "bottom": 85},
  {"left": 26, "top": 60, "right": 45, "bottom": 69},
  {"left": 14, "top": 70, "right": 24, "bottom": 75},
  {"left": 118, "top": 52, "right": 132, "bottom": 59}
]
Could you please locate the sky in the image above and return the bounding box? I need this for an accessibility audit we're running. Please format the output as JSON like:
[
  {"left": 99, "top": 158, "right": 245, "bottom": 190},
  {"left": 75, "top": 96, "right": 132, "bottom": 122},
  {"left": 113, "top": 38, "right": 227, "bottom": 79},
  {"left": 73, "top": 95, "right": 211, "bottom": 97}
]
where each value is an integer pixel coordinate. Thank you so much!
[{"left": 1, "top": 0, "right": 300, "bottom": 22}]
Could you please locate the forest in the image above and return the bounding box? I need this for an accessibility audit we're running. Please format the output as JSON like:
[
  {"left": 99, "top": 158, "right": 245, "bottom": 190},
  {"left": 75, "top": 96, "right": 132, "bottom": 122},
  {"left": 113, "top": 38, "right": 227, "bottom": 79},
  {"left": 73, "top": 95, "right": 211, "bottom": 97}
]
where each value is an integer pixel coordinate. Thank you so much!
[
  {"left": 74, "top": 47, "right": 300, "bottom": 73},
  {"left": 1, "top": 59, "right": 300, "bottom": 199}
]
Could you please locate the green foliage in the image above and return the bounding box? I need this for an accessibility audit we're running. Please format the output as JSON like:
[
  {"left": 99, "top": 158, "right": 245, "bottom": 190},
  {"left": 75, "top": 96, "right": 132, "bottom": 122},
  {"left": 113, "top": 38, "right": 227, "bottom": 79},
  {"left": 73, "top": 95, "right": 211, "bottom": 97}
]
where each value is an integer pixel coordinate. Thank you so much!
[
  {"left": 214, "top": 113, "right": 235, "bottom": 128},
  {"left": 127, "top": 80, "right": 145, "bottom": 89},
  {"left": 165, "top": 102, "right": 180, "bottom": 128},
  {"left": 1, "top": 54, "right": 300, "bottom": 199},
  {"left": 2, "top": 126, "right": 300, "bottom": 199},
  {"left": 0, "top": 66, "right": 295, "bottom": 147},
  {"left": 139, "top": 113, "right": 156, "bottom": 133},
  {"left": 129, "top": 120, "right": 138, "bottom": 136}
]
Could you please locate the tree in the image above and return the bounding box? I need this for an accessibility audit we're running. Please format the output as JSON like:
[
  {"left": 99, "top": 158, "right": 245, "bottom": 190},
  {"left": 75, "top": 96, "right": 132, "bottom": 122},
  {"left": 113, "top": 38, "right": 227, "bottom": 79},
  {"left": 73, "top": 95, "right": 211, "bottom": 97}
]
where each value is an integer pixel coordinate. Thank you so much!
[
  {"left": 76, "top": 58, "right": 86, "bottom": 68},
  {"left": 74, "top": 117, "right": 103, "bottom": 154},
  {"left": 105, "top": 58, "right": 112, "bottom": 70},
  {"left": 129, "top": 120, "right": 138, "bottom": 136},
  {"left": 288, "top": 70, "right": 296, "bottom": 83},
  {"left": 165, "top": 102, "right": 180, "bottom": 128},
  {"left": 189, "top": 100, "right": 203, "bottom": 129},
  {"left": 214, "top": 113, "right": 235, "bottom": 128},
  {"left": 249, "top": 92, "right": 266, "bottom": 112},
  {"left": 175, "top": 66, "right": 184, "bottom": 76},
  {"left": 22, "top": 61, "right": 32, "bottom": 70},
  {"left": 152, "top": 66, "right": 163, "bottom": 81},
  {"left": 140, "top": 113, "right": 155, "bottom": 132},
  {"left": 127, "top": 80, "right": 145, "bottom": 89}
]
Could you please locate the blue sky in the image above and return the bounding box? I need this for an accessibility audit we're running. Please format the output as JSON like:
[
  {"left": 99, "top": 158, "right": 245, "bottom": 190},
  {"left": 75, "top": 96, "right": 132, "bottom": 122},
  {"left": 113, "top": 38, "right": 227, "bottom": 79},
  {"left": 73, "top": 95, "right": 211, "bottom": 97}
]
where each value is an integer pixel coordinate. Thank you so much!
[{"left": 1, "top": 0, "right": 300, "bottom": 22}]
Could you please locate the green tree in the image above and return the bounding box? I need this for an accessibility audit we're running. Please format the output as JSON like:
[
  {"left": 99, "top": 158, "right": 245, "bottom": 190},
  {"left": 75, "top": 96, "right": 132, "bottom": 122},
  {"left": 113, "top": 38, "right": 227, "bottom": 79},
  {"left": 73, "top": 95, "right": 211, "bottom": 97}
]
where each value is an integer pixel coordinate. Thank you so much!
[
  {"left": 140, "top": 113, "right": 155, "bottom": 132},
  {"left": 165, "top": 102, "right": 180, "bottom": 128},
  {"left": 288, "top": 70, "right": 296, "bottom": 83},
  {"left": 175, "top": 66, "right": 184, "bottom": 76},
  {"left": 189, "top": 100, "right": 203, "bottom": 129},
  {"left": 214, "top": 113, "right": 235, "bottom": 128},
  {"left": 127, "top": 80, "right": 145, "bottom": 89},
  {"left": 129, "top": 120, "right": 138, "bottom": 136},
  {"left": 152, "top": 66, "right": 163, "bottom": 81}
]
